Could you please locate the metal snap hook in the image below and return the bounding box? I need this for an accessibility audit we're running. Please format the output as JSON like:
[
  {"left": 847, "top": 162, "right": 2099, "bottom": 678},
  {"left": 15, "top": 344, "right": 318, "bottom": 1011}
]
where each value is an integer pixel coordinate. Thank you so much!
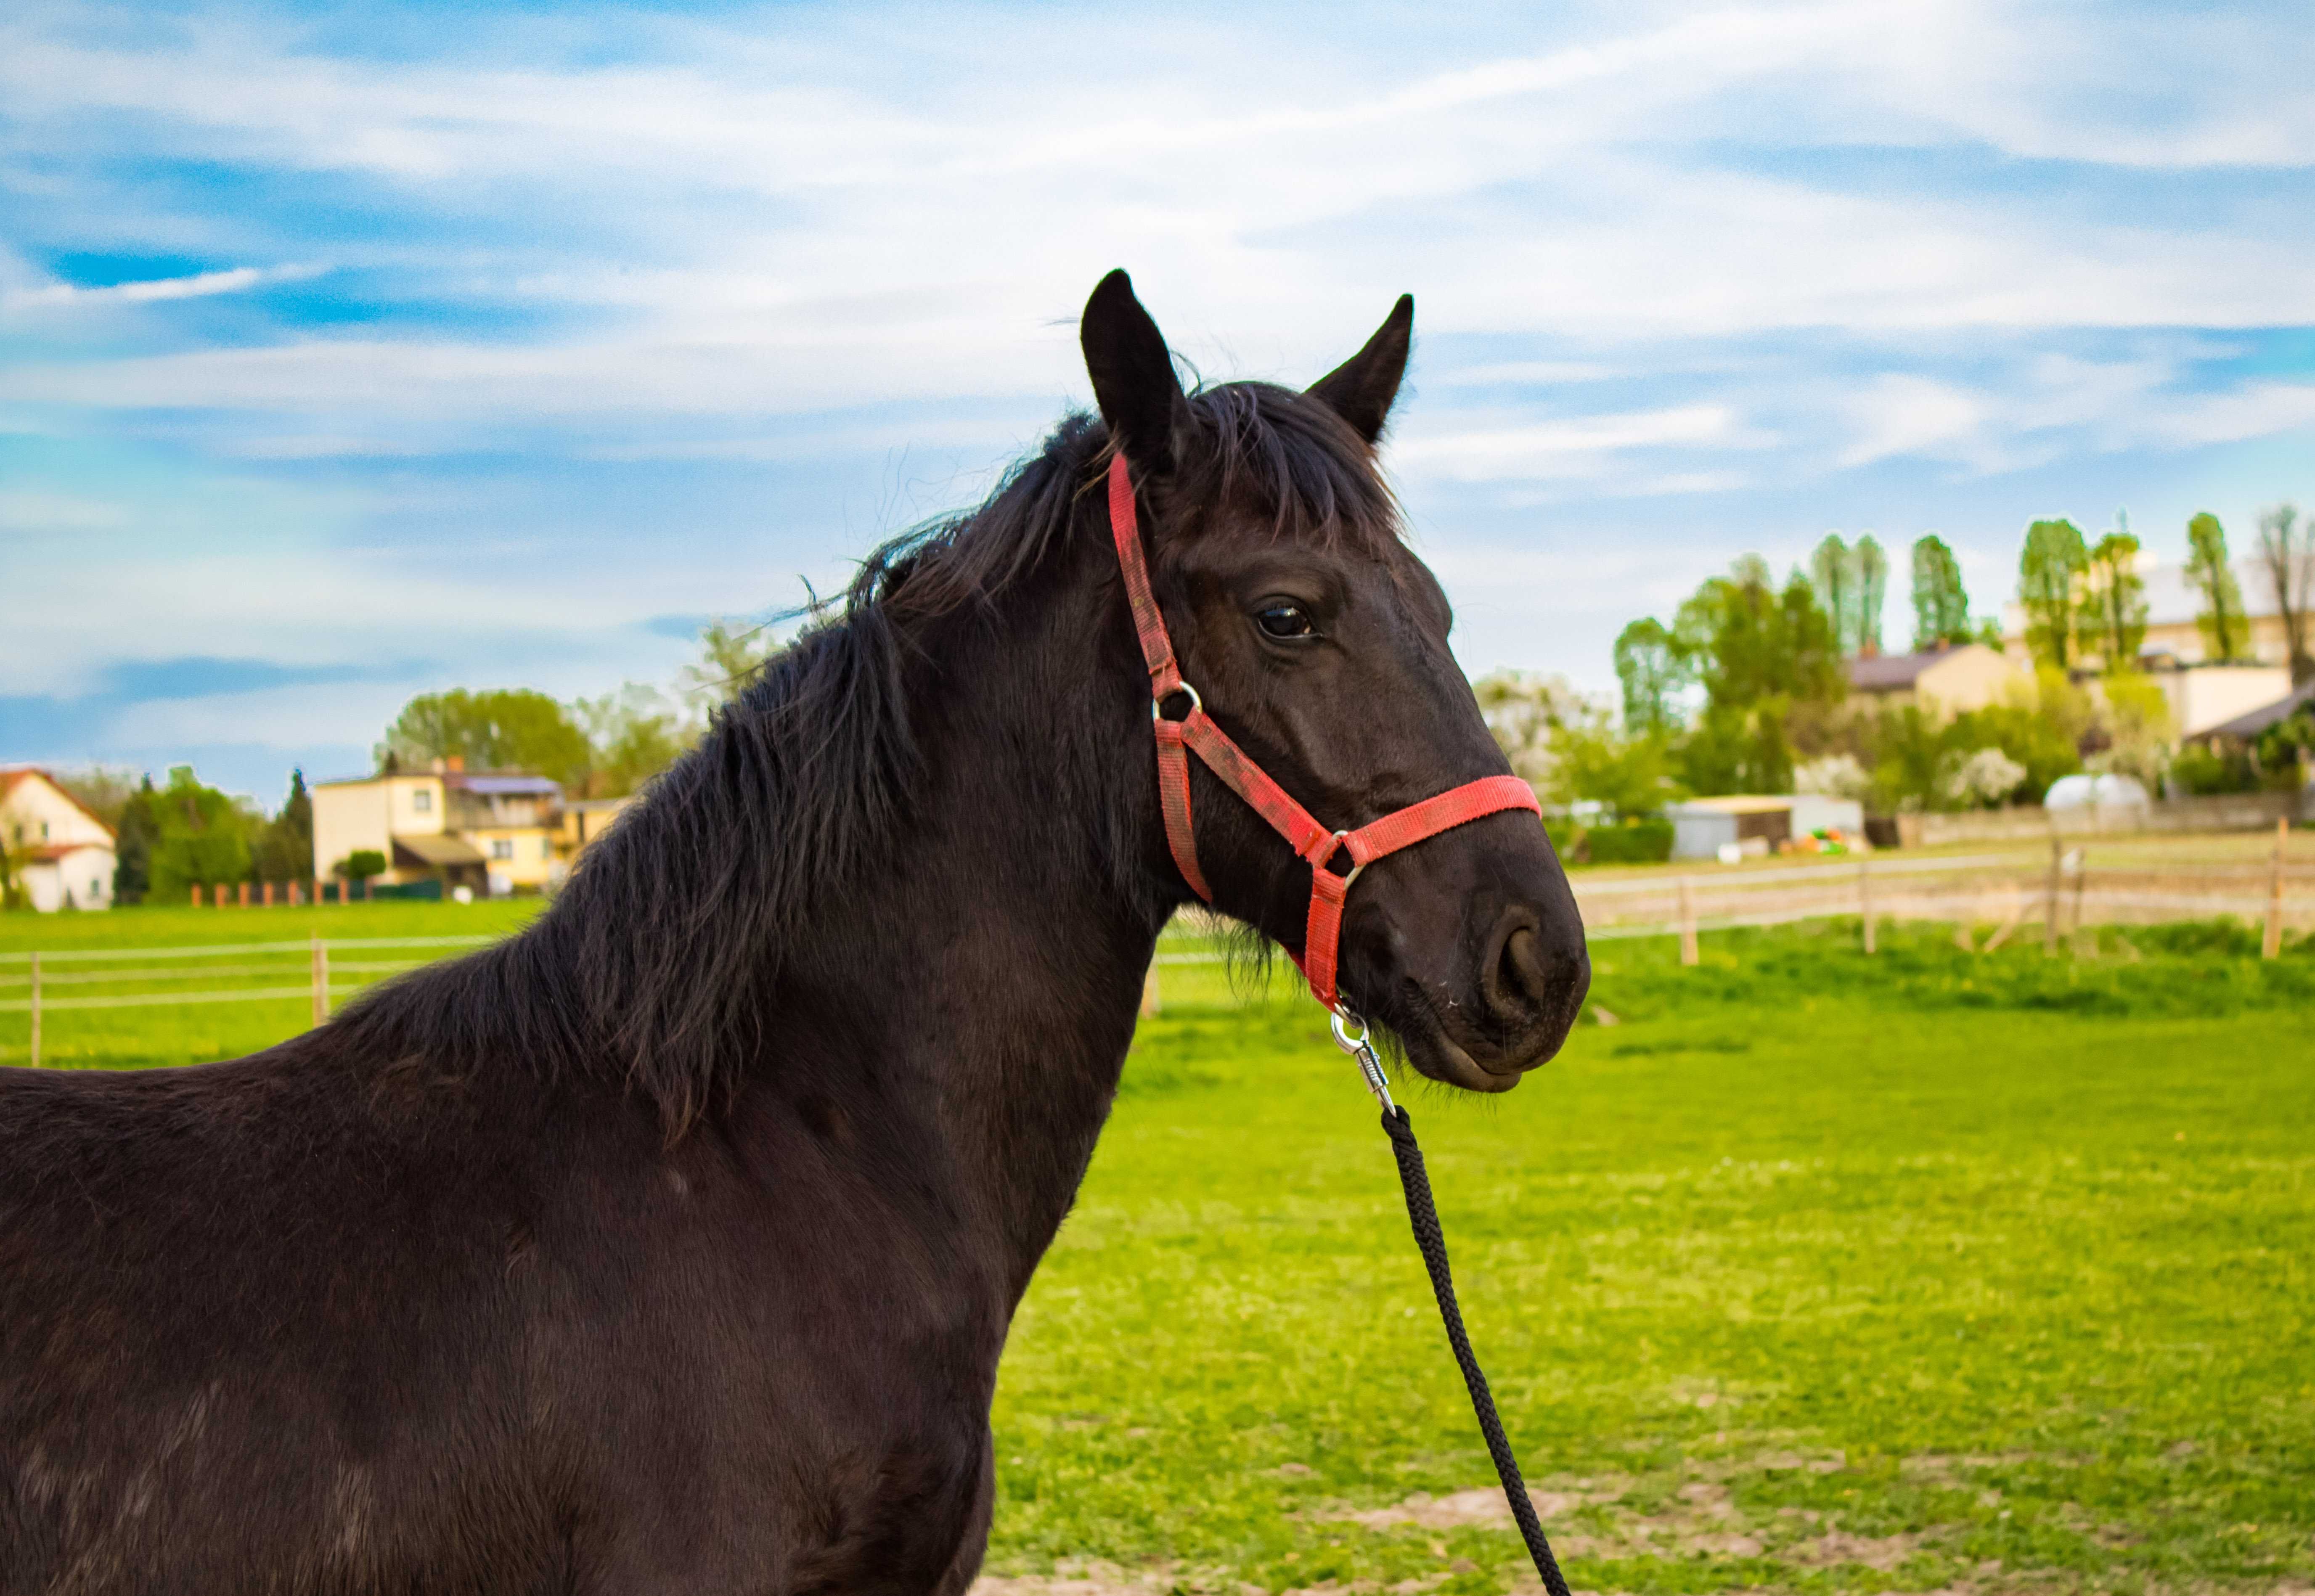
[{"left": 1331, "top": 1006, "right": 1396, "bottom": 1113}]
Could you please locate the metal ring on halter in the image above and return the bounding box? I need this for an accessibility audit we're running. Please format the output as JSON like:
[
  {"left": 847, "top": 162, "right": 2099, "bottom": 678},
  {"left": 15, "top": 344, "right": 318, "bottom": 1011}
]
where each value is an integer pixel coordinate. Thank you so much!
[
  {"left": 1329, "top": 1006, "right": 1369, "bottom": 1054},
  {"left": 1151, "top": 681, "right": 1203, "bottom": 723},
  {"left": 1320, "top": 830, "right": 1366, "bottom": 892}
]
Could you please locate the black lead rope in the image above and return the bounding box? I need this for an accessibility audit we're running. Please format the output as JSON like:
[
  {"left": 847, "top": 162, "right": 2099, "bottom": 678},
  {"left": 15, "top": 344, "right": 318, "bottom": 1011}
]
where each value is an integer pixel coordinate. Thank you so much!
[{"left": 1381, "top": 1105, "right": 1573, "bottom": 1596}]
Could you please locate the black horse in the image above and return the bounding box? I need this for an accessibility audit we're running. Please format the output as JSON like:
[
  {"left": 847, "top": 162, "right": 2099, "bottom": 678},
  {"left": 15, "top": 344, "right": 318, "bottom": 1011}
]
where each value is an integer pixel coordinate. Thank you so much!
[{"left": 0, "top": 273, "right": 1588, "bottom": 1594}]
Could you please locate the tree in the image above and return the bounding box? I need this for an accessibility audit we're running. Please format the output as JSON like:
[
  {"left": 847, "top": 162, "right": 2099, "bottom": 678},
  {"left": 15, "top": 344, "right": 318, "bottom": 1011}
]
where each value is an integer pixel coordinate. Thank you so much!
[
  {"left": 1473, "top": 670, "right": 1581, "bottom": 785},
  {"left": 379, "top": 688, "right": 593, "bottom": 787},
  {"left": 2018, "top": 518, "right": 2088, "bottom": 669},
  {"left": 1910, "top": 534, "right": 1973, "bottom": 649},
  {"left": 1809, "top": 534, "right": 1854, "bottom": 655},
  {"left": 249, "top": 770, "right": 314, "bottom": 884},
  {"left": 147, "top": 767, "right": 253, "bottom": 903},
  {"left": 2092, "top": 669, "right": 2175, "bottom": 786},
  {"left": 1611, "top": 618, "right": 1686, "bottom": 736},
  {"left": 681, "top": 618, "right": 781, "bottom": 716},
  {"left": 2185, "top": 512, "right": 2248, "bottom": 663},
  {"left": 53, "top": 767, "right": 143, "bottom": 829},
  {"left": 1541, "top": 704, "right": 1676, "bottom": 820},
  {"left": 336, "top": 849, "right": 387, "bottom": 884},
  {"left": 573, "top": 686, "right": 693, "bottom": 798},
  {"left": 1853, "top": 535, "right": 1887, "bottom": 656},
  {"left": 112, "top": 776, "right": 159, "bottom": 905},
  {"left": 2083, "top": 519, "right": 2148, "bottom": 669},
  {"left": 1808, "top": 534, "right": 1889, "bottom": 657},
  {"left": 2255, "top": 502, "right": 2314, "bottom": 685},
  {"left": 1676, "top": 556, "right": 1844, "bottom": 713}
]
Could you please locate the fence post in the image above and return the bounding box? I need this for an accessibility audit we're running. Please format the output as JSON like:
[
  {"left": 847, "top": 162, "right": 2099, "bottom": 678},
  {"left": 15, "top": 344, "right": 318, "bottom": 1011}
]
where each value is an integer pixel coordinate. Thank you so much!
[
  {"left": 1678, "top": 877, "right": 1699, "bottom": 966},
  {"left": 2265, "top": 816, "right": 2289, "bottom": 960},
  {"left": 1140, "top": 962, "right": 1161, "bottom": 1019},
  {"left": 311, "top": 937, "right": 330, "bottom": 1026},
  {"left": 190, "top": 883, "right": 202, "bottom": 908},
  {"left": 28, "top": 952, "right": 40, "bottom": 1068},
  {"left": 2043, "top": 832, "right": 2061, "bottom": 955},
  {"left": 1859, "top": 858, "right": 1876, "bottom": 954}
]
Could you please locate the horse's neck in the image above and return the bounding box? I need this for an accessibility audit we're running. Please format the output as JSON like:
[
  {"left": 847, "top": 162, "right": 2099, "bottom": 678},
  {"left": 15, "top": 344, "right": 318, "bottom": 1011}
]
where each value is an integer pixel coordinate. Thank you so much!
[{"left": 769, "top": 574, "right": 1165, "bottom": 1301}]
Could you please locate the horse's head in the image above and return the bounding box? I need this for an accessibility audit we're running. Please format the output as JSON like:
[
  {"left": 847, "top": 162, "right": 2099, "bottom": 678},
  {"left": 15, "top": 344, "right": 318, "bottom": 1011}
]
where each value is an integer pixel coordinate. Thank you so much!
[{"left": 1082, "top": 271, "right": 1589, "bottom": 1092}]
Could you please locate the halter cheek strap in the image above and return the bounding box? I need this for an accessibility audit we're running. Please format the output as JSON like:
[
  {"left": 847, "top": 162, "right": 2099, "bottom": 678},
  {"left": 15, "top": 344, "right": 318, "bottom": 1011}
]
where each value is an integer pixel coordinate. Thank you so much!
[{"left": 1107, "top": 452, "right": 1542, "bottom": 1012}]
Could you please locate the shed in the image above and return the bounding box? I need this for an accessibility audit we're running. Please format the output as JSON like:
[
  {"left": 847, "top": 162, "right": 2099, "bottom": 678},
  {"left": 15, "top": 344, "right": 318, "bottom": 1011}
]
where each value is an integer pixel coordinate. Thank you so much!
[{"left": 1666, "top": 794, "right": 1866, "bottom": 860}]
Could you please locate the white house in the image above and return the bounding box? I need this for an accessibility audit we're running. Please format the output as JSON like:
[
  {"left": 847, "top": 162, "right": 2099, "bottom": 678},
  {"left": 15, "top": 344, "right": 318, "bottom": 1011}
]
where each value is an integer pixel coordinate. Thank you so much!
[{"left": 1, "top": 768, "right": 117, "bottom": 912}]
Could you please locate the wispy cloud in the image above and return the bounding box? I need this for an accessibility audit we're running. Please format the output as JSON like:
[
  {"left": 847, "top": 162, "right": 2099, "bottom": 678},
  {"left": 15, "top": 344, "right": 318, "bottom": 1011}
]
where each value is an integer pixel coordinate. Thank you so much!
[
  {"left": 2, "top": 0, "right": 2311, "bottom": 794},
  {"left": 2, "top": 262, "right": 324, "bottom": 312}
]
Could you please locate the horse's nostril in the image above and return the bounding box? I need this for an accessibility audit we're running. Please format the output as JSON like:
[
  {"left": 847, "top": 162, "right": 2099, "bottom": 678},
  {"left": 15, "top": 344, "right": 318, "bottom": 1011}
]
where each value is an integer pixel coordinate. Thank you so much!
[{"left": 1484, "top": 919, "right": 1547, "bottom": 1021}]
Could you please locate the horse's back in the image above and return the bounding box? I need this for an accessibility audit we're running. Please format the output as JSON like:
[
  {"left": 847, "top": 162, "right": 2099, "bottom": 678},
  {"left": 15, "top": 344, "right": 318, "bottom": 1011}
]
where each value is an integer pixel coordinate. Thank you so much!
[{"left": 0, "top": 1040, "right": 575, "bottom": 1593}]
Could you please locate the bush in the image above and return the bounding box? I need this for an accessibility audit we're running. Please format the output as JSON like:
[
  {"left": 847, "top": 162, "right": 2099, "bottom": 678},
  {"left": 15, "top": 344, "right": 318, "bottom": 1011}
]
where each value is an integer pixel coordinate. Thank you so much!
[
  {"left": 1544, "top": 817, "right": 1582, "bottom": 859},
  {"left": 2171, "top": 741, "right": 2259, "bottom": 796},
  {"left": 1584, "top": 818, "right": 1674, "bottom": 864}
]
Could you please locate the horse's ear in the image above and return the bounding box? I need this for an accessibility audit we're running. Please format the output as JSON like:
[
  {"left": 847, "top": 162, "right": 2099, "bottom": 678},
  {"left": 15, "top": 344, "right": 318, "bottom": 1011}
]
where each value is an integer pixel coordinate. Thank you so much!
[
  {"left": 1307, "top": 294, "right": 1414, "bottom": 445},
  {"left": 1081, "top": 270, "right": 1190, "bottom": 476}
]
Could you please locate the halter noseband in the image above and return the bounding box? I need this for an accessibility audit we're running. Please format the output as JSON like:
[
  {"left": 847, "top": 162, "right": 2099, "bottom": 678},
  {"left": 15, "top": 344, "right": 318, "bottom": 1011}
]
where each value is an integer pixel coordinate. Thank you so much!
[{"left": 1106, "top": 452, "right": 1542, "bottom": 1014}]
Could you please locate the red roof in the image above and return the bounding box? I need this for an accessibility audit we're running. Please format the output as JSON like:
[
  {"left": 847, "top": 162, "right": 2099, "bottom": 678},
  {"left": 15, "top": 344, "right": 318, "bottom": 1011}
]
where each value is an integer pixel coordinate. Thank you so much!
[
  {"left": 20, "top": 842, "right": 112, "bottom": 864},
  {"left": 0, "top": 768, "right": 119, "bottom": 844}
]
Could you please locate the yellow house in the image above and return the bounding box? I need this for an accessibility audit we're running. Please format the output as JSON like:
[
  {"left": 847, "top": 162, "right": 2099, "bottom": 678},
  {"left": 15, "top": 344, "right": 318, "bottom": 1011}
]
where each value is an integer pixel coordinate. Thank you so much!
[
  {"left": 556, "top": 797, "right": 638, "bottom": 860},
  {"left": 311, "top": 763, "right": 564, "bottom": 897},
  {"left": 1846, "top": 644, "right": 2026, "bottom": 718}
]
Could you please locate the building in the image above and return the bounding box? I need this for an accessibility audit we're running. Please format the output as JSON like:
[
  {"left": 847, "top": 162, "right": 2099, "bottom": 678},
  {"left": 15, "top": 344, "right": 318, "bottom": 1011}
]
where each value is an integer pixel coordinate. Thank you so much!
[
  {"left": 556, "top": 797, "right": 637, "bottom": 859},
  {"left": 311, "top": 762, "right": 564, "bottom": 897},
  {"left": 2204, "top": 679, "right": 2315, "bottom": 748},
  {"left": 2147, "top": 662, "right": 2296, "bottom": 738},
  {"left": 1, "top": 768, "right": 117, "bottom": 912},
  {"left": 1666, "top": 794, "right": 1866, "bottom": 860},
  {"left": 1845, "top": 644, "right": 2026, "bottom": 718}
]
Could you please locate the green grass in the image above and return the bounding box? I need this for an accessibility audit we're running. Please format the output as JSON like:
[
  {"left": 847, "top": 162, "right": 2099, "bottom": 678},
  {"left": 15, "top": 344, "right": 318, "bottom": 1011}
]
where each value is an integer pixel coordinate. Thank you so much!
[
  {"left": 0, "top": 900, "right": 540, "bottom": 1067},
  {"left": 4, "top": 908, "right": 2307, "bottom": 1591},
  {"left": 993, "top": 924, "right": 2313, "bottom": 1594}
]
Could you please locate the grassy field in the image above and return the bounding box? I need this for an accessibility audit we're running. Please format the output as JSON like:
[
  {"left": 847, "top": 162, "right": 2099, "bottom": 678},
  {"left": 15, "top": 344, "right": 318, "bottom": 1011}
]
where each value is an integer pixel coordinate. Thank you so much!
[
  {"left": 993, "top": 925, "right": 2314, "bottom": 1596},
  {"left": 3, "top": 905, "right": 2309, "bottom": 1592},
  {"left": 0, "top": 900, "right": 541, "bottom": 1067}
]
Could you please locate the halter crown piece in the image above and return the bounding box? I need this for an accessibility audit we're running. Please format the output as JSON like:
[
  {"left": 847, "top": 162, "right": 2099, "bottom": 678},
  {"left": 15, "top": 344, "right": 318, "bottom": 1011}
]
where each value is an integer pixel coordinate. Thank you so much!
[{"left": 1105, "top": 452, "right": 1542, "bottom": 1014}]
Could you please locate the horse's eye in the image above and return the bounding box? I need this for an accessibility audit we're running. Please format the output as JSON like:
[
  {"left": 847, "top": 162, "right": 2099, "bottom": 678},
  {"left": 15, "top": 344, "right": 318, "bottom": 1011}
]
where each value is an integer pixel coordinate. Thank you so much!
[{"left": 1256, "top": 603, "right": 1316, "bottom": 640}]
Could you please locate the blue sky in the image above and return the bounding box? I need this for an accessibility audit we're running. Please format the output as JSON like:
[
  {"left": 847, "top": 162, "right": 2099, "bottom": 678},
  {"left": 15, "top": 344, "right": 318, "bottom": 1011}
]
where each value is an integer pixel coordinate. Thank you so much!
[{"left": 4, "top": 0, "right": 2312, "bottom": 803}]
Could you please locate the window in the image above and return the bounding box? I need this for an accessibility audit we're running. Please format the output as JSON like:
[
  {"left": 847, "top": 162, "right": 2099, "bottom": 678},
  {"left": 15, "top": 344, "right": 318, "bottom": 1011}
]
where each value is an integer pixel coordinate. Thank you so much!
[
  {"left": 541, "top": 838, "right": 555, "bottom": 860},
  {"left": 412, "top": 788, "right": 433, "bottom": 813},
  {"left": 490, "top": 839, "right": 514, "bottom": 861}
]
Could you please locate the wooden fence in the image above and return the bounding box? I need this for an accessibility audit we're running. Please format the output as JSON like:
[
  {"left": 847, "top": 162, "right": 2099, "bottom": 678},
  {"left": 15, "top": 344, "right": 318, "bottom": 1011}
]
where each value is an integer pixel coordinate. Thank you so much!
[
  {"left": 1573, "top": 820, "right": 2308, "bottom": 965},
  {"left": 0, "top": 936, "right": 495, "bottom": 1067},
  {"left": 8, "top": 825, "right": 2305, "bottom": 1050}
]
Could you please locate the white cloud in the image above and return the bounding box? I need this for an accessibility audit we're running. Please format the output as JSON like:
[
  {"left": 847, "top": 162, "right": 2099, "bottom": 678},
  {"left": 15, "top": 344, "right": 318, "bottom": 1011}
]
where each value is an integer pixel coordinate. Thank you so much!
[
  {"left": 1, "top": 263, "right": 324, "bottom": 313},
  {"left": 1397, "top": 405, "right": 1770, "bottom": 482}
]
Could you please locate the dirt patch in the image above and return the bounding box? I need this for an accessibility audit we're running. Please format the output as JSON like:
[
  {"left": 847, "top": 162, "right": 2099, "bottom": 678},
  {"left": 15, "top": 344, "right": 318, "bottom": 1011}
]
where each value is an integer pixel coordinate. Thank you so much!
[
  {"left": 1786, "top": 1528, "right": 1926, "bottom": 1569},
  {"left": 1335, "top": 1484, "right": 1625, "bottom": 1532}
]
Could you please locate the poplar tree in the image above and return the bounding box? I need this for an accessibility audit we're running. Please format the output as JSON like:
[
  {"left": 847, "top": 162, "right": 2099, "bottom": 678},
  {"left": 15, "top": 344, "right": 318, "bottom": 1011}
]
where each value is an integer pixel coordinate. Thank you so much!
[
  {"left": 2184, "top": 512, "right": 2247, "bottom": 663},
  {"left": 2084, "top": 518, "right": 2148, "bottom": 669},
  {"left": 1910, "top": 534, "right": 1973, "bottom": 648},
  {"left": 2018, "top": 518, "right": 2088, "bottom": 669}
]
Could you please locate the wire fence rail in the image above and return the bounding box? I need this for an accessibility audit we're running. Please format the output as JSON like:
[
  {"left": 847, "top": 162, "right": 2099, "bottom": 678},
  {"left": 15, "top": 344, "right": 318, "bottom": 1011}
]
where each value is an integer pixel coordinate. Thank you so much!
[{"left": 5, "top": 823, "right": 2304, "bottom": 1056}]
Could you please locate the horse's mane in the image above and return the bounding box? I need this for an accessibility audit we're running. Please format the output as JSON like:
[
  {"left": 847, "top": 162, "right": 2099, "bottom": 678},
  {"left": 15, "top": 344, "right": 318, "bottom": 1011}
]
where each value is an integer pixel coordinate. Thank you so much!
[{"left": 331, "top": 381, "right": 1403, "bottom": 1134}]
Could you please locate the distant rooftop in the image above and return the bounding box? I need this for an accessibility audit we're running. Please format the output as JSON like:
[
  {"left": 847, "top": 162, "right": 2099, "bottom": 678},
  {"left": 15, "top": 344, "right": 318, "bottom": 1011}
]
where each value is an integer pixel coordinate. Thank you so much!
[
  {"left": 451, "top": 774, "right": 563, "bottom": 797},
  {"left": 2205, "top": 678, "right": 2315, "bottom": 740}
]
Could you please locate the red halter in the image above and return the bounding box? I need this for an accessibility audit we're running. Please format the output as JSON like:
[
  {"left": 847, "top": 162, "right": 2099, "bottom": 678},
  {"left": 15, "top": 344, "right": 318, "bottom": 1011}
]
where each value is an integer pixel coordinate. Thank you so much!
[{"left": 1107, "top": 453, "right": 1542, "bottom": 1012}]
